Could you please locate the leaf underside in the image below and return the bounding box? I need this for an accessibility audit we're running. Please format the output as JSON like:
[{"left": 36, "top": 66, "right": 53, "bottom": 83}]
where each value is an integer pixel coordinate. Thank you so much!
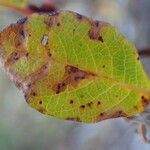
[{"left": 0, "top": 11, "right": 150, "bottom": 123}]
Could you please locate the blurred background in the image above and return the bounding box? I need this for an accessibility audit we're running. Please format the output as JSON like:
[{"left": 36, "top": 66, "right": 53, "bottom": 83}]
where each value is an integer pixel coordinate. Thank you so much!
[{"left": 0, "top": 0, "right": 150, "bottom": 150}]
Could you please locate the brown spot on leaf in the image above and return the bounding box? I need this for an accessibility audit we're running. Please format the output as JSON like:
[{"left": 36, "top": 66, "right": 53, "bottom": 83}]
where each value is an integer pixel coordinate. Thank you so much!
[
  {"left": 97, "top": 110, "right": 127, "bottom": 121},
  {"left": 70, "top": 100, "right": 74, "bottom": 104},
  {"left": 66, "top": 65, "right": 78, "bottom": 74},
  {"left": 15, "top": 26, "right": 26, "bottom": 48},
  {"left": 39, "top": 101, "right": 42, "bottom": 104},
  {"left": 0, "top": 18, "right": 27, "bottom": 67},
  {"left": 55, "top": 82, "right": 66, "bottom": 94},
  {"left": 86, "top": 102, "right": 93, "bottom": 108},
  {"left": 141, "top": 96, "right": 150, "bottom": 108},
  {"left": 24, "top": 85, "right": 37, "bottom": 102},
  {"left": 100, "top": 113, "right": 105, "bottom": 116},
  {"left": 44, "top": 13, "right": 60, "bottom": 28},
  {"left": 80, "top": 105, "right": 85, "bottom": 109},
  {"left": 19, "top": 30, "right": 26, "bottom": 39},
  {"left": 57, "top": 23, "right": 60, "bottom": 26},
  {"left": 4, "top": 51, "right": 27, "bottom": 67},
  {"left": 23, "top": 63, "right": 50, "bottom": 102},
  {"left": 44, "top": 17, "right": 54, "bottom": 27},
  {"left": 53, "top": 65, "right": 96, "bottom": 94},
  {"left": 98, "top": 36, "right": 104, "bottom": 42},
  {"left": 32, "top": 92, "right": 37, "bottom": 96},
  {"left": 88, "top": 20, "right": 106, "bottom": 43},
  {"left": 97, "top": 101, "right": 101, "bottom": 106},
  {"left": 115, "top": 110, "right": 125, "bottom": 117},
  {"left": 30, "top": 63, "right": 49, "bottom": 82},
  {"left": 47, "top": 50, "right": 52, "bottom": 57}
]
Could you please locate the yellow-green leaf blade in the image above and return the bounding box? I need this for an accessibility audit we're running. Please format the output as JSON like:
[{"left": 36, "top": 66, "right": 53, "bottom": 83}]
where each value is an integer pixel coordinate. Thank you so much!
[{"left": 0, "top": 11, "right": 150, "bottom": 123}]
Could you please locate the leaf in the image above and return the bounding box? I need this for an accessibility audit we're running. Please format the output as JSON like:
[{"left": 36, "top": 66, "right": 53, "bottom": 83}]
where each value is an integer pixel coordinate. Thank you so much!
[
  {"left": 0, "top": 11, "right": 150, "bottom": 123},
  {"left": 0, "top": 0, "right": 28, "bottom": 8}
]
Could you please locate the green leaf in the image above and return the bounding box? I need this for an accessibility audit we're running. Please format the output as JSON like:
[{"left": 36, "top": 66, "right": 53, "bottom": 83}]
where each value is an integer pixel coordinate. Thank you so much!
[{"left": 0, "top": 11, "right": 150, "bottom": 123}]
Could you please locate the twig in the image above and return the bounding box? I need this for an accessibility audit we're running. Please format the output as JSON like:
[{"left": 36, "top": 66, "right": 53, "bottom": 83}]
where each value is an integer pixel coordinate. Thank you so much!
[
  {"left": 138, "top": 48, "right": 150, "bottom": 58},
  {"left": 0, "top": 0, "right": 57, "bottom": 15}
]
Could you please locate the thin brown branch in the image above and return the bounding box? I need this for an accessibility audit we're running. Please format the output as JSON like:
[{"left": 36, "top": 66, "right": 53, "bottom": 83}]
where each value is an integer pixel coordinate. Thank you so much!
[
  {"left": 28, "top": 4, "right": 57, "bottom": 14},
  {"left": 0, "top": 0, "right": 57, "bottom": 15},
  {"left": 138, "top": 48, "right": 150, "bottom": 58}
]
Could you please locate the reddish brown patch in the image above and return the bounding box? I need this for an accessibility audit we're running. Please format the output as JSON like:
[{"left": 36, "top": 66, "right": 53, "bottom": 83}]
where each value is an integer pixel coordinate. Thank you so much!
[
  {"left": 0, "top": 19, "right": 27, "bottom": 65},
  {"left": 27, "top": 63, "right": 49, "bottom": 83},
  {"left": 44, "top": 17, "right": 53, "bottom": 27},
  {"left": 88, "top": 20, "right": 107, "bottom": 43},
  {"left": 97, "top": 110, "right": 127, "bottom": 121},
  {"left": 44, "top": 13, "right": 60, "bottom": 28},
  {"left": 24, "top": 83, "right": 37, "bottom": 101},
  {"left": 14, "top": 25, "right": 26, "bottom": 48},
  {"left": 141, "top": 96, "right": 150, "bottom": 108},
  {"left": 53, "top": 65, "right": 96, "bottom": 94},
  {"left": 55, "top": 82, "right": 66, "bottom": 94},
  {"left": 4, "top": 51, "right": 27, "bottom": 67},
  {"left": 23, "top": 63, "right": 50, "bottom": 101},
  {"left": 26, "top": 52, "right": 29, "bottom": 57},
  {"left": 32, "top": 92, "right": 37, "bottom": 96}
]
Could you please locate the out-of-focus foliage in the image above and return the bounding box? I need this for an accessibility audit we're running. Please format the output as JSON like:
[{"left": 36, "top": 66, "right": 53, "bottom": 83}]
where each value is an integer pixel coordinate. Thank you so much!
[{"left": 0, "top": 0, "right": 28, "bottom": 8}]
